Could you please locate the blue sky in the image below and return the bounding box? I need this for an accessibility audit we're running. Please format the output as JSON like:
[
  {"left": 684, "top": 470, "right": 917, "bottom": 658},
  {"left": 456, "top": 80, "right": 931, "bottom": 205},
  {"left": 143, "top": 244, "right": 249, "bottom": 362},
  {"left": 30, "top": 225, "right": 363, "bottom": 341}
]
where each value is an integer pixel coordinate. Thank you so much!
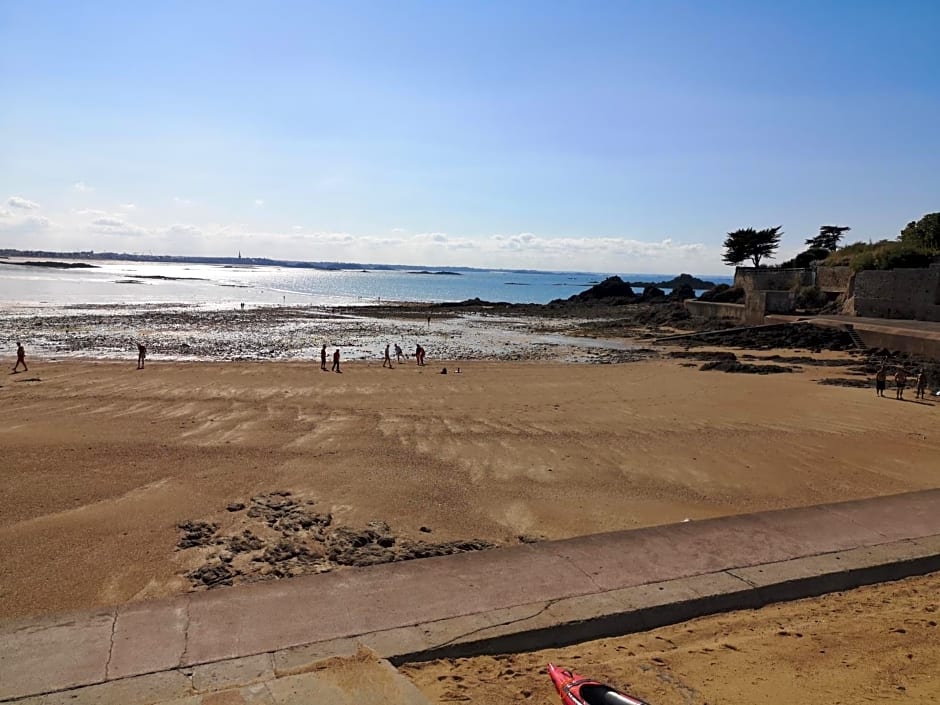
[{"left": 1, "top": 1, "right": 938, "bottom": 273}]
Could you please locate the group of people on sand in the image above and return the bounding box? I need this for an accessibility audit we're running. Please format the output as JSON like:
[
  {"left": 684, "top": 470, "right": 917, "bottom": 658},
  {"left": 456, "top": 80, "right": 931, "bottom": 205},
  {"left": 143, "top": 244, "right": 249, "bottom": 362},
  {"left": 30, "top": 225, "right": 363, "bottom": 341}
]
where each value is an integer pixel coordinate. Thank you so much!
[
  {"left": 382, "top": 342, "right": 426, "bottom": 368},
  {"left": 15, "top": 339, "right": 425, "bottom": 374},
  {"left": 875, "top": 363, "right": 929, "bottom": 400},
  {"left": 319, "top": 344, "right": 342, "bottom": 373}
]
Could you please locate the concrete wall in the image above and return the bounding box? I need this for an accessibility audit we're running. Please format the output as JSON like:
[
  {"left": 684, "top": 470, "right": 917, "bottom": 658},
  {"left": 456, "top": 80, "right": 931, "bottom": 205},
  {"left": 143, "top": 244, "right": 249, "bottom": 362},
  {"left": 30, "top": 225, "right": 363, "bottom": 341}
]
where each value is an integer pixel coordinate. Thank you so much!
[
  {"left": 684, "top": 300, "right": 747, "bottom": 324},
  {"left": 734, "top": 267, "right": 812, "bottom": 292},
  {"left": 816, "top": 266, "right": 854, "bottom": 294},
  {"left": 853, "top": 266, "right": 940, "bottom": 322},
  {"left": 764, "top": 291, "right": 796, "bottom": 314}
]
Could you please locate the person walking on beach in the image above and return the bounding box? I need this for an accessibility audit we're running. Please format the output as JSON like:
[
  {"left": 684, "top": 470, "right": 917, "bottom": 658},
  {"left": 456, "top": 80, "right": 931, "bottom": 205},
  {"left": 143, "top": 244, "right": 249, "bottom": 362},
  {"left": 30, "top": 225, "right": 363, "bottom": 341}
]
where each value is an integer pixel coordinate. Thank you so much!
[
  {"left": 320, "top": 344, "right": 328, "bottom": 371},
  {"left": 875, "top": 364, "right": 887, "bottom": 397},
  {"left": 383, "top": 344, "right": 393, "bottom": 368},
  {"left": 894, "top": 368, "right": 908, "bottom": 400},
  {"left": 12, "top": 341, "right": 27, "bottom": 372},
  {"left": 394, "top": 343, "right": 404, "bottom": 363},
  {"left": 427, "top": 315, "right": 431, "bottom": 328},
  {"left": 137, "top": 342, "right": 147, "bottom": 369},
  {"left": 415, "top": 344, "right": 425, "bottom": 366},
  {"left": 915, "top": 369, "right": 927, "bottom": 399},
  {"left": 331, "top": 348, "right": 341, "bottom": 373}
]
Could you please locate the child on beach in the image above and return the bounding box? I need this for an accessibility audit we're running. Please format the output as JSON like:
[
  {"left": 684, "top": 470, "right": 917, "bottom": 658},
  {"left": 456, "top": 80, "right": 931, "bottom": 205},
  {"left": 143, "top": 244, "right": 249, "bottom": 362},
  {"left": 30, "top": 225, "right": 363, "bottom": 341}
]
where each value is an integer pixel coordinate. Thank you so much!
[
  {"left": 137, "top": 342, "right": 147, "bottom": 369},
  {"left": 915, "top": 370, "right": 927, "bottom": 399},
  {"left": 331, "top": 348, "right": 341, "bottom": 373},
  {"left": 394, "top": 343, "right": 404, "bottom": 363},
  {"left": 320, "top": 345, "right": 327, "bottom": 371}
]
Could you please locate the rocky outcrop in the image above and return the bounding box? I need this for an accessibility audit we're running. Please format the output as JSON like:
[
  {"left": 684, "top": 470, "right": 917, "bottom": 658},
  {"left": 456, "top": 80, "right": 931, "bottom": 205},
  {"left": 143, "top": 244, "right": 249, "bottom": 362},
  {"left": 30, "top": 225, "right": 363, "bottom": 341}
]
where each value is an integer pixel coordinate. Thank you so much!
[{"left": 178, "top": 492, "right": 499, "bottom": 590}]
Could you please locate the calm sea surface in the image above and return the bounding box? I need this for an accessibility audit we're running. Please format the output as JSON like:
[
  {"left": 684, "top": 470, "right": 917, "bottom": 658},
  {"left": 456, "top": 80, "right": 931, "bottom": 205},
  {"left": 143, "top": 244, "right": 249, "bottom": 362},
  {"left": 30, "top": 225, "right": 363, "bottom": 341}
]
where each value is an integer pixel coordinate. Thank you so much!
[{"left": 0, "top": 259, "right": 731, "bottom": 309}]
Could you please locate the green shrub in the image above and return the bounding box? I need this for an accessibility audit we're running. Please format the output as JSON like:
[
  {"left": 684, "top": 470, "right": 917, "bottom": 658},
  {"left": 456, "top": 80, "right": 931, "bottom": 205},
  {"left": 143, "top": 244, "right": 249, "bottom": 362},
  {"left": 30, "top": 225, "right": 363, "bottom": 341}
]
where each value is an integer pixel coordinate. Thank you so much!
[
  {"left": 794, "top": 285, "right": 827, "bottom": 310},
  {"left": 827, "top": 240, "right": 936, "bottom": 272}
]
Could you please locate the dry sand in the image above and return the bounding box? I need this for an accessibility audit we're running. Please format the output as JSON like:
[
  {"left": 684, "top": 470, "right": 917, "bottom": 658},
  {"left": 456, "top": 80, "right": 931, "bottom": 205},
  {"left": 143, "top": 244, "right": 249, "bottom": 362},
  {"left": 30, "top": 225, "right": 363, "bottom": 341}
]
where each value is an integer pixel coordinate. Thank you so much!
[
  {"left": 401, "top": 570, "right": 940, "bottom": 704},
  {"left": 1, "top": 352, "right": 938, "bottom": 619}
]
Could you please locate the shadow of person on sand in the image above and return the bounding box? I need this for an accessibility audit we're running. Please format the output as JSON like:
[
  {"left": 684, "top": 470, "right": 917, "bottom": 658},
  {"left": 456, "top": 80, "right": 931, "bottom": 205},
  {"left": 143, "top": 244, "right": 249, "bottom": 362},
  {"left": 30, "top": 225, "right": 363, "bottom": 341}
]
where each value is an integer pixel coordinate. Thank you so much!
[{"left": 13, "top": 377, "right": 42, "bottom": 383}]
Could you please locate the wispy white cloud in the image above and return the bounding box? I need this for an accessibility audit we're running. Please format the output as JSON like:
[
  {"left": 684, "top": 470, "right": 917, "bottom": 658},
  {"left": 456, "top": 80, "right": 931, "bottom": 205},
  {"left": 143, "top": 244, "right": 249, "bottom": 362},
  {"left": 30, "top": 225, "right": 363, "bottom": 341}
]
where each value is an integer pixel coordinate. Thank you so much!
[
  {"left": 88, "top": 216, "right": 148, "bottom": 237},
  {"left": 8, "top": 195, "right": 39, "bottom": 210},
  {"left": 173, "top": 196, "right": 193, "bottom": 207},
  {"left": 164, "top": 224, "right": 202, "bottom": 238},
  {"left": 0, "top": 190, "right": 718, "bottom": 271},
  {"left": 73, "top": 181, "right": 94, "bottom": 193},
  {"left": 253, "top": 199, "right": 265, "bottom": 208},
  {"left": 0, "top": 214, "right": 51, "bottom": 234}
]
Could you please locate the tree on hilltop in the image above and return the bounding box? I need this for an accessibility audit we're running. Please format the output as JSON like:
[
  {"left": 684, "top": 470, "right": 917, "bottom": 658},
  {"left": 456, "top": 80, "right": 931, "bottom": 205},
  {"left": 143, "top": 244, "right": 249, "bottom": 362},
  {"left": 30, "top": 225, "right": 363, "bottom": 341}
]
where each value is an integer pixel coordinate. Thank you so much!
[
  {"left": 722, "top": 226, "right": 783, "bottom": 268},
  {"left": 899, "top": 213, "right": 940, "bottom": 251},
  {"left": 806, "top": 225, "right": 850, "bottom": 251}
]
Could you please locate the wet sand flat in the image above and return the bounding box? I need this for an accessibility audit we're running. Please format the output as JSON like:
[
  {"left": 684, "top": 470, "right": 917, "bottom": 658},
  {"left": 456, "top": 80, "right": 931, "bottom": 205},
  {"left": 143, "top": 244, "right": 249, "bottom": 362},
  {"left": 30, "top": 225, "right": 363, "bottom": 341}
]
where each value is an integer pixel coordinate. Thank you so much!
[{"left": 1, "top": 357, "right": 938, "bottom": 619}]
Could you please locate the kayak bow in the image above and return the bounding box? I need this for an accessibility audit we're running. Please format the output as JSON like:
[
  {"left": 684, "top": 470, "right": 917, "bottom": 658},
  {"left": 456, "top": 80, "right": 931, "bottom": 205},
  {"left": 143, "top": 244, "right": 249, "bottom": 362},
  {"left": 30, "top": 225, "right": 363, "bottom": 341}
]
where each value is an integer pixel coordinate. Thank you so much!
[{"left": 547, "top": 663, "right": 652, "bottom": 705}]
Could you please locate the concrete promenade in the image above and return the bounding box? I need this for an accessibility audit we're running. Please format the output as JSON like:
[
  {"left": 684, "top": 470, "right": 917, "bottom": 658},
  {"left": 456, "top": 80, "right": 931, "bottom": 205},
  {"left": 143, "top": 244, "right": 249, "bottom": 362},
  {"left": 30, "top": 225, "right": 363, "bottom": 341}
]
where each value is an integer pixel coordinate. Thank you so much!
[
  {"left": 800, "top": 315, "right": 940, "bottom": 358},
  {"left": 3, "top": 490, "right": 940, "bottom": 703}
]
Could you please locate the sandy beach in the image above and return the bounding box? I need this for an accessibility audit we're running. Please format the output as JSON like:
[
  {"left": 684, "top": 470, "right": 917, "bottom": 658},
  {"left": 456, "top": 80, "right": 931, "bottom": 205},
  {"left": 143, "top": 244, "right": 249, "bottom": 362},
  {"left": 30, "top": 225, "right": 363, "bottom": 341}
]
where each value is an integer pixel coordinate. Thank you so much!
[
  {"left": 2, "top": 346, "right": 938, "bottom": 620},
  {"left": 402, "top": 570, "right": 940, "bottom": 704}
]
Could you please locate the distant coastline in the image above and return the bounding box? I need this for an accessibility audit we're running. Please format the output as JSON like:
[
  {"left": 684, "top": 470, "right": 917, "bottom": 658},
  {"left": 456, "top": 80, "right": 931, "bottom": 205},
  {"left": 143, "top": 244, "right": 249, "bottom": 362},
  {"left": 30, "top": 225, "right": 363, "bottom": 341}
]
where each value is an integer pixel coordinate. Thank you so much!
[{"left": 0, "top": 248, "right": 724, "bottom": 283}]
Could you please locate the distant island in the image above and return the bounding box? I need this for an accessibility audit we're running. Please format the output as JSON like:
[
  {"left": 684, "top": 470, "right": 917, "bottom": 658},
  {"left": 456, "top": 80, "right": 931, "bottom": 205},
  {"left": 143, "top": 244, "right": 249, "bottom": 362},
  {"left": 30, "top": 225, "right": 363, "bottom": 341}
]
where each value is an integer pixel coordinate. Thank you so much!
[
  {"left": 406, "top": 270, "right": 462, "bottom": 276},
  {"left": 623, "top": 273, "right": 716, "bottom": 289},
  {"left": 8, "top": 260, "right": 98, "bottom": 269}
]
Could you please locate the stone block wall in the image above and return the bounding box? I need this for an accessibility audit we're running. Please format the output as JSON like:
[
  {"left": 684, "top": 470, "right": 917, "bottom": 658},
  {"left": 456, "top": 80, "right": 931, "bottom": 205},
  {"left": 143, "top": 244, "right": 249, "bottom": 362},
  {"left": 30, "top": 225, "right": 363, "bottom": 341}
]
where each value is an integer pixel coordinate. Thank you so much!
[
  {"left": 684, "top": 300, "right": 747, "bottom": 324},
  {"left": 734, "top": 267, "right": 813, "bottom": 292},
  {"left": 853, "top": 266, "right": 940, "bottom": 321},
  {"left": 764, "top": 291, "right": 796, "bottom": 314}
]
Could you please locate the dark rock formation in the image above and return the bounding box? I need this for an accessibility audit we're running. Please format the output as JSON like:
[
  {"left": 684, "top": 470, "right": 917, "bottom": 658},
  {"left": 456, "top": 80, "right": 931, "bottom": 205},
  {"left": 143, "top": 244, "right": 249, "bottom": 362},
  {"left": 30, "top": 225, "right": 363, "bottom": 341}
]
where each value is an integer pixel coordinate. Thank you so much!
[
  {"left": 176, "top": 521, "right": 218, "bottom": 549},
  {"left": 699, "top": 360, "right": 794, "bottom": 374},
  {"left": 565, "top": 276, "right": 637, "bottom": 303}
]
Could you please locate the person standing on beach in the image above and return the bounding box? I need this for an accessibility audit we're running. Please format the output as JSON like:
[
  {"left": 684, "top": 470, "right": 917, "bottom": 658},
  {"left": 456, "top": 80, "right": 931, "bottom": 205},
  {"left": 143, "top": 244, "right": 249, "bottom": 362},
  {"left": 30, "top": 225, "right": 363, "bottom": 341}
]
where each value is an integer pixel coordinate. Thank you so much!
[
  {"left": 137, "top": 342, "right": 147, "bottom": 370},
  {"left": 394, "top": 343, "right": 404, "bottom": 363},
  {"left": 13, "top": 341, "right": 27, "bottom": 372},
  {"left": 894, "top": 368, "right": 908, "bottom": 400},
  {"left": 332, "top": 348, "right": 341, "bottom": 373},
  {"left": 915, "top": 369, "right": 927, "bottom": 399},
  {"left": 875, "top": 364, "right": 887, "bottom": 397},
  {"left": 427, "top": 315, "right": 431, "bottom": 328},
  {"left": 383, "top": 344, "right": 393, "bottom": 368},
  {"left": 415, "top": 344, "right": 425, "bottom": 366},
  {"left": 320, "top": 344, "right": 327, "bottom": 371}
]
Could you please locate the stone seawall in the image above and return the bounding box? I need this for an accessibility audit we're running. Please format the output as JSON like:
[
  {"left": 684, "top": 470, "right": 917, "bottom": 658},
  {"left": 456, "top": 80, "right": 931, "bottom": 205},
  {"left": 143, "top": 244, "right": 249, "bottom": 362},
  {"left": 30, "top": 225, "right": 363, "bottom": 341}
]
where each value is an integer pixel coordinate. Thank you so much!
[
  {"left": 853, "top": 266, "right": 940, "bottom": 322},
  {"left": 684, "top": 300, "right": 747, "bottom": 323}
]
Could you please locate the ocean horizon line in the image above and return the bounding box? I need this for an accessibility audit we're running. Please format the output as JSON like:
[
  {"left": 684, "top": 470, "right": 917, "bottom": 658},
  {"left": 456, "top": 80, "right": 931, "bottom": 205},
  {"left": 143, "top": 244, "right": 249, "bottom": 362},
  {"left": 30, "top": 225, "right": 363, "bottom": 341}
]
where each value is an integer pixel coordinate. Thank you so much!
[{"left": 0, "top": 248, "right": 727, "bottom": 281}]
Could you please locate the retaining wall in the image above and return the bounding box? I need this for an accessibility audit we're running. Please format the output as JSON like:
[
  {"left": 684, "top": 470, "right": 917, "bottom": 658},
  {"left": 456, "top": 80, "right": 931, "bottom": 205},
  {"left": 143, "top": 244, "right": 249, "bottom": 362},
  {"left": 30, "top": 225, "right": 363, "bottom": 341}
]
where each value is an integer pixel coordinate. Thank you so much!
[
  {"left": 853, "top": 266, "right": 940, "bottom": 321},
  {"left": 734, "top": 267, "right": 812, "bottom": 292},
  {"left": 684, "top": 300, "right": 747, "bottom": 323}
]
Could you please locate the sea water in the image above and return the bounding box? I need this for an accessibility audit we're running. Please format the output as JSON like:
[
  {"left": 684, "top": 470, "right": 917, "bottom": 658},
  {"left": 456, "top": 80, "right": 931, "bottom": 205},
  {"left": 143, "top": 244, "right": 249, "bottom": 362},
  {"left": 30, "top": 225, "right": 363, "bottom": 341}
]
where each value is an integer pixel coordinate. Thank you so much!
[{"left": 0, "top": 259, "right": 731, "bottom": 309}]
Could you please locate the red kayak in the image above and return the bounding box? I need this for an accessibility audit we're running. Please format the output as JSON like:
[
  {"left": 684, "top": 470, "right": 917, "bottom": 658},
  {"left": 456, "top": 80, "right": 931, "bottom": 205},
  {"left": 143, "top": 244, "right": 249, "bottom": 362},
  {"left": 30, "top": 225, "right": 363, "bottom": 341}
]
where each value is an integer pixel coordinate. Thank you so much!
[{"left": 548, "top": 664, "right": 652, "bottom": 705}]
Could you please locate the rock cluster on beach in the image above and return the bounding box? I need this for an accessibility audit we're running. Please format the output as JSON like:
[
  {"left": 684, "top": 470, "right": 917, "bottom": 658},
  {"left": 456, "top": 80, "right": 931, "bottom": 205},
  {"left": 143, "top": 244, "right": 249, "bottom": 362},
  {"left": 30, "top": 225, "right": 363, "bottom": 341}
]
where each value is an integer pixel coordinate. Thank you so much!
[
  {"left": 177, "top": 491, "right": 497, "bottom": 590},
  {"left": 683, "top": 323, "right": 857, "bottom": 351}
]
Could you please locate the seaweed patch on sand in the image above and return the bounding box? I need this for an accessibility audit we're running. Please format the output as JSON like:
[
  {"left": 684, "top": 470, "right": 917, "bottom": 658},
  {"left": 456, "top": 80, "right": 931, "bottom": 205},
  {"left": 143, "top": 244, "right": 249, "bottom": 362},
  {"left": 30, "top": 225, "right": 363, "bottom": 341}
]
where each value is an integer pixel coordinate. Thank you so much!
[{"left": 176, "top": 491, "right": 497, "bottom": 589}]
